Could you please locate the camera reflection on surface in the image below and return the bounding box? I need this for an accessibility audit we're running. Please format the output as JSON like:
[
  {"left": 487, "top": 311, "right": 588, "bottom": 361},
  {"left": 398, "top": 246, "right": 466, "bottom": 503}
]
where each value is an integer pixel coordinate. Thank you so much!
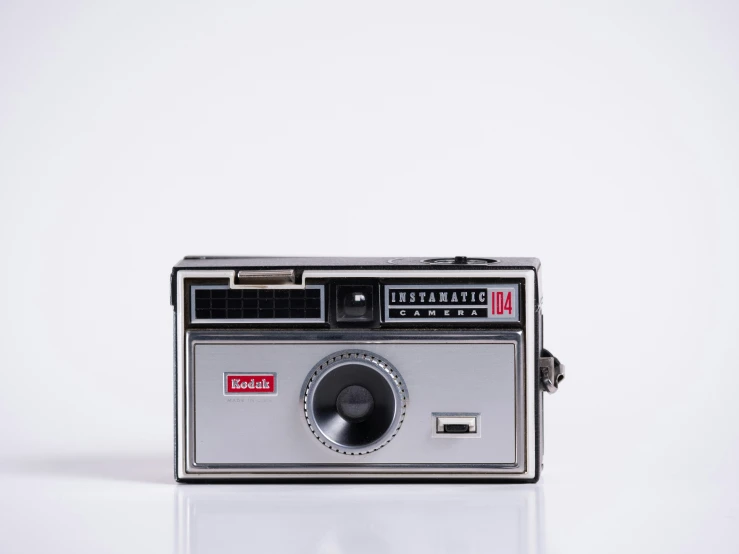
[{"left": 175, "top": 484, "right": 543, "bottom": 553}]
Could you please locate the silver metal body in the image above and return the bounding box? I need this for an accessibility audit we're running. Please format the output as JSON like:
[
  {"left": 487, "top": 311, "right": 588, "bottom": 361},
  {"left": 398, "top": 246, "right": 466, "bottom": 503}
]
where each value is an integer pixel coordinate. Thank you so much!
[{"left": 172, "top": 259, "right": 563, "bottom": 482}]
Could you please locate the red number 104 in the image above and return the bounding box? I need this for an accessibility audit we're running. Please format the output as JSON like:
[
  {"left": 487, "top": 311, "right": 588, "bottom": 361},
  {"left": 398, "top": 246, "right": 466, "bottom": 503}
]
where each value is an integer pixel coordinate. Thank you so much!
[{"left": 492, "top": 291, "right": 513, "bottom": 315}]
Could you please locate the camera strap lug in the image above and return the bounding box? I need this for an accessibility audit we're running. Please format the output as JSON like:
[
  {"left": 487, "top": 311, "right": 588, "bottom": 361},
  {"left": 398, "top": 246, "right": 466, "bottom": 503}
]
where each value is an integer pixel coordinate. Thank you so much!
[{"left": 540, "top": 350, "right": 565, "bottom": 394}]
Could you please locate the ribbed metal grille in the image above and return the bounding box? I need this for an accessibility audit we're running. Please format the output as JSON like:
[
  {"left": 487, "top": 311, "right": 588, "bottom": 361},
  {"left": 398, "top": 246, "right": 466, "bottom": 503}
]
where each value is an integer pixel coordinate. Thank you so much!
[{"left": 192, "top": 287, "right": 323, "bottom": 320}]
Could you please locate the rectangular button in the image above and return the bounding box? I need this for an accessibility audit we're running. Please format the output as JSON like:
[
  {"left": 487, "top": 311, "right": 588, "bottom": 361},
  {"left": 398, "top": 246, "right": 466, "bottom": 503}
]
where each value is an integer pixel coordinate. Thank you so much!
[{"left": 436, "top": 416, "right": 477, "bottom": 434}]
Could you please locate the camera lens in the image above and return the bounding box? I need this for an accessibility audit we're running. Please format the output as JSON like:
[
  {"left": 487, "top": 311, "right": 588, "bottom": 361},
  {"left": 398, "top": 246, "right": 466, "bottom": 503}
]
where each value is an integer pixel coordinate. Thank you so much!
[
  {"left": 304, "top": 351, "right": 407, "bottom": 454},
  {"left": 336, "top": 385, "right": 375, "bottom": 423},
  {"left": 343, "top": 293, "right": 368, "bottom": 317},
  {"left": 336, "top": 285, "right": 374, "bottom": 323}
]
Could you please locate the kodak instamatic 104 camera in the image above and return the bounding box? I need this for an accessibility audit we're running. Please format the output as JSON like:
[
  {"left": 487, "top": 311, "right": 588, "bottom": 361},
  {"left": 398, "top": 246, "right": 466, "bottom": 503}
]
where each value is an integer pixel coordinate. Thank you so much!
[{"left": 171, "top": 256, "right": 564, "bottom": 482}]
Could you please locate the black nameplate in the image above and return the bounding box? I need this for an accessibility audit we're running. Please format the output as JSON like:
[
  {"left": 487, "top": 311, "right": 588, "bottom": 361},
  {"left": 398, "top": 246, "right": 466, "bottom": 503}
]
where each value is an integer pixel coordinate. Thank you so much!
[
  {"left": 384, "top": 284, "right": 520, "bottom": 323},
  {"left": 388, "top": 308, "right": 488, "bottom": 319},
  {"left": 387, "top": 289, "right": 488, "bottom": 306}
]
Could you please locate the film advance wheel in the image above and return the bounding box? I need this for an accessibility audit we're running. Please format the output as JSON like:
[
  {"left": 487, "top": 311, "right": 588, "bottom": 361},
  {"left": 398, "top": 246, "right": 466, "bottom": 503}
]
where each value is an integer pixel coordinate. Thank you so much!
[{"left": 303, "top": 351, "right": 408, "bottom": 455}]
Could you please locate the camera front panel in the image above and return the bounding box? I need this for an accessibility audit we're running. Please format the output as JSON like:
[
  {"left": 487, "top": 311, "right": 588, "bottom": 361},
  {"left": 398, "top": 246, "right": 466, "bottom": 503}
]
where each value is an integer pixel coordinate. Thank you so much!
[{"left": 188, "top": 331, "right": 522, "bottom": 469}]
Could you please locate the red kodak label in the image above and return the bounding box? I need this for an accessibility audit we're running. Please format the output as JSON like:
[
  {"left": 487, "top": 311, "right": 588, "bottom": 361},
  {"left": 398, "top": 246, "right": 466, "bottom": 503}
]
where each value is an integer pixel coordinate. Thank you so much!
[{"left": 225, "top": 374, "right": 276, "bottom": 394}]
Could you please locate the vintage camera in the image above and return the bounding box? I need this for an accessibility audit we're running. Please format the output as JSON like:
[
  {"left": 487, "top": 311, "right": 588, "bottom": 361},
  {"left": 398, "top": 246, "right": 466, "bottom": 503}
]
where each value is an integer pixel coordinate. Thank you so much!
[{"left": 171, "top": 256, "right": 564, "bottom": 482}]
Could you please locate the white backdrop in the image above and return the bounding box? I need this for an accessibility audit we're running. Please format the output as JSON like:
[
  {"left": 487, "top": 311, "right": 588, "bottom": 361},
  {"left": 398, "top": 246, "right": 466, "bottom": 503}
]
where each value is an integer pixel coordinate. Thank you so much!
[{"left": 1, "top": 2, "right": 738, "bottom": 553}]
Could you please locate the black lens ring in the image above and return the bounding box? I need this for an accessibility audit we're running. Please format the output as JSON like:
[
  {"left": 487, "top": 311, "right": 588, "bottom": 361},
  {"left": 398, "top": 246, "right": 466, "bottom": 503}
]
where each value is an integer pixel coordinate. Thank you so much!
[{"left": 303, "top": 351, "right": 407, "bottom": 455}]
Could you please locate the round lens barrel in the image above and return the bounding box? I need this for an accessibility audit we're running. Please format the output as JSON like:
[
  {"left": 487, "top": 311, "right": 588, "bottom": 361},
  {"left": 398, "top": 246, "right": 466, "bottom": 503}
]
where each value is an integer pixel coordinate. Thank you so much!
[{"left": 304, "top": 352, "right": 406, "bottom": 454}]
